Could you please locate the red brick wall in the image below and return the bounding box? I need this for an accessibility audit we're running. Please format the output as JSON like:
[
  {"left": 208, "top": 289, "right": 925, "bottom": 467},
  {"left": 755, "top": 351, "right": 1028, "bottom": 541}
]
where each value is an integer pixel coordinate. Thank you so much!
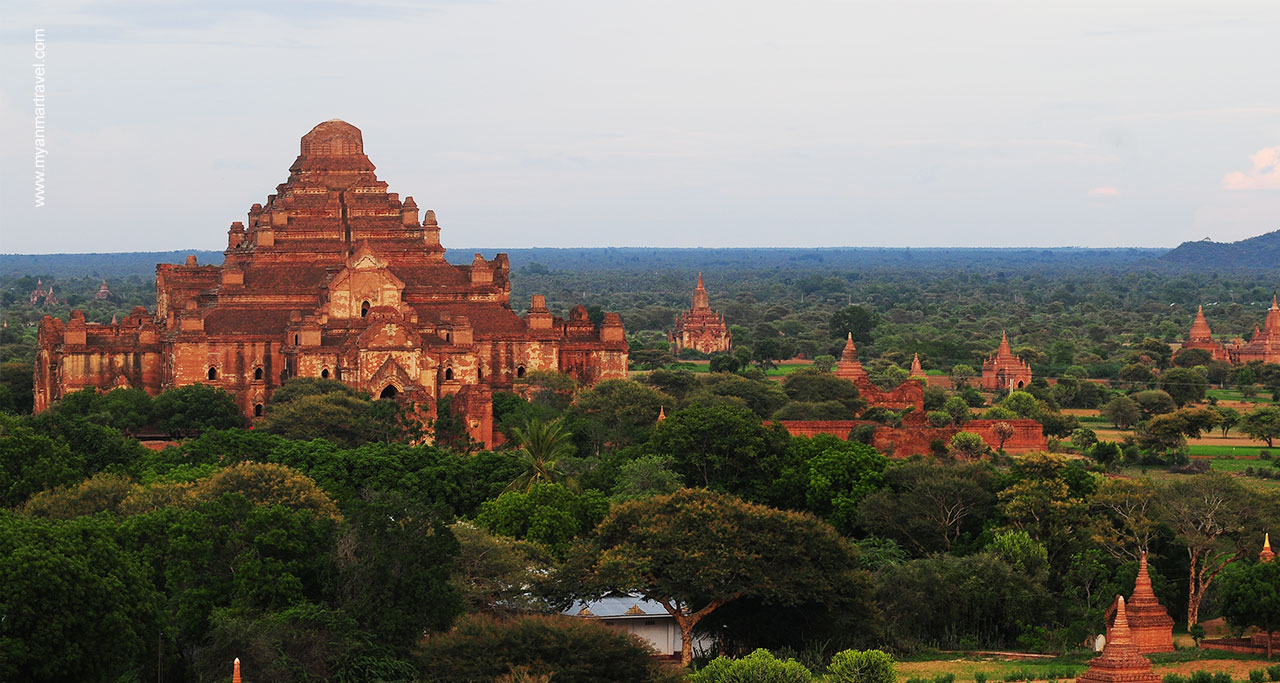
[{"left": 779, "top": 418, "right": 1047, "bottom": 456}]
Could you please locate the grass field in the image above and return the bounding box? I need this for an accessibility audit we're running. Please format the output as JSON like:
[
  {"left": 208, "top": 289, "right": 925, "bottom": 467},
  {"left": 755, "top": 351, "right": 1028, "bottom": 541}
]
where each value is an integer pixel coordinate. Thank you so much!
[{"left": 894, "top": 649, "right": 1277, "bottom": 683}]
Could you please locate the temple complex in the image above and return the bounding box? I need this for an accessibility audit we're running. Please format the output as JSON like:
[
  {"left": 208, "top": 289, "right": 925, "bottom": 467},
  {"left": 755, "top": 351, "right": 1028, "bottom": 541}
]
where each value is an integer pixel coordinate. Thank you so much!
[
  {"left": 669, "top": 273, "right": 731, "bottom": 354},
  {"left": 33, "top": 120, "right": 628, "bottom": 447},
  {"left": 1107, "top": 553, "right": 1174, "bottom": 654},
  {"left": 94, "top": 280, "right": 112, "bottom": 300},
  {"left": 1079, "top": 596, "right": 1161, "bottom": 683},
  {"left": 981, "top": 331, "right": 1032, "bottom": 391},
  {"left": 28, "top": 280, "right": 58, "bottom": 306},
  {"left": 834, "top": 334, "right": 924, "bottom": 413},
  {"left": 1178, "top": 296, "right": 1280, "bottom": 365}
]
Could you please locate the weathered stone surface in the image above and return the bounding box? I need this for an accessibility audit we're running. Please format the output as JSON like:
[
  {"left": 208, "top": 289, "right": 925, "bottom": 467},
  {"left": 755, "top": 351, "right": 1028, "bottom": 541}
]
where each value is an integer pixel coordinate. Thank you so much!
[{"left": 33, "top": 120, "right": 629, "bottom": 447}]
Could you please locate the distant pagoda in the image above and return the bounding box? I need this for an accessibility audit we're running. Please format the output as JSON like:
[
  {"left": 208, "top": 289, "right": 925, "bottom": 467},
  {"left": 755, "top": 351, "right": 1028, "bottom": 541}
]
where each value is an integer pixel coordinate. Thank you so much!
[
  {"left": 981, "top": 331, "right": 1032, "bottom": 391},
  {"left": 1080, "top": 596, "right": 1161, "bottom": 683},
  {"left": 669, "top": 273, "right": 732, "bottom": 354}
]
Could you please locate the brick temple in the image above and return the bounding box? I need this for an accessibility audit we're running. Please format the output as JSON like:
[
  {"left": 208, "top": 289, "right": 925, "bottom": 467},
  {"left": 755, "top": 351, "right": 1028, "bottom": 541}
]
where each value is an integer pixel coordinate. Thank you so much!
[
  {"left": 1179, "top": 296, "right": 1280, "bottom": 365},
  {"left": 33, "top": 120, "right": 629, "bottom": 447},
  {"left": 1106, "top": 553, "right": 1173, "bottom": 654},
  {"left": 981, "top": 331, "right": 1032, "bottom": 391},
  {"left": 669, "top": 273, "right": 731, "bottom": 354},
  {"left": 1079, "top": 596, "right": 1161, "bottom": 683}
]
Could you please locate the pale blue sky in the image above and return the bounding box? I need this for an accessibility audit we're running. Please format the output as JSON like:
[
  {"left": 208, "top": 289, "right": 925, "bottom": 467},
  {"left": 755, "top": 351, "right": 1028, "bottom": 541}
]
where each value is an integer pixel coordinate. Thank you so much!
[{"left": 1, "top": 0, "right": 1278, "bottom": 253}]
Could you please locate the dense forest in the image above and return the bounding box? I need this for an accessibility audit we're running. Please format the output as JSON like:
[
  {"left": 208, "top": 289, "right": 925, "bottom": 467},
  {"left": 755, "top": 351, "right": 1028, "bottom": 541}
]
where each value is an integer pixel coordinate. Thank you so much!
[{"left": 1, "top": 248, "right": 1279, "bottom": 681}]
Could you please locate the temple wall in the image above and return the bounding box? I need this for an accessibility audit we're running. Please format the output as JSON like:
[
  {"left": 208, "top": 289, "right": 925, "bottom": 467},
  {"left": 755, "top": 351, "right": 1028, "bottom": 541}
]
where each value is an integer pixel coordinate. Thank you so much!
[{"left": 779, "top": 418, "right": 1047, "bottom": 456}]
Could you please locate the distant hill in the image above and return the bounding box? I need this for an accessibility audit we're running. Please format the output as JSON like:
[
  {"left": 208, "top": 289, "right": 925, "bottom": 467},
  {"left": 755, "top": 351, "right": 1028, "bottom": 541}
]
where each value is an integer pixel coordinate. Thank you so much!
[{"left": 1161, "top": 229, "right": 1280, "bottom": 268}]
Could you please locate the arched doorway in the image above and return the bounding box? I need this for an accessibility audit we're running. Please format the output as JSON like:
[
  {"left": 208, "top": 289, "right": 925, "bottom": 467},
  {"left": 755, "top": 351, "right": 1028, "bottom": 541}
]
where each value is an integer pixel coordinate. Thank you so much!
[
  {"left": 379, "top": 385, "right": 398, "bottom": 399},
  {"left": 254, "top": 367, "right": 263, "bottom": 381},
  {"left": 253, "top": 403, "right": 264, "bottom": 417},
  {"left": 516, "top": 365, "right": 526, "bottom": 379},
  {"left": 444, "top": 368, "right": 454, "bottom": 381},
  {"left": 361, "top": 301, "right": 371, "bottom": 318},
  {"left": 321, "top": 368, "right": 330, "bottom": 379},
  {"left": 207, "top": 367, "right": 218, "bottom": 381}
]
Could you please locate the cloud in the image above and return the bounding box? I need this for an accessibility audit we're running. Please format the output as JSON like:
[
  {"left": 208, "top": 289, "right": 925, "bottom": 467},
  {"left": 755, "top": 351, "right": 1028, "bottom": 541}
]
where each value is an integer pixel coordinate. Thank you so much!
[
  {"left": 1089, "top": 186, "right": 1120, "bottom": 197},
  {"left": 1223, "top": 145, "right": 1280, "bottom": 190}
]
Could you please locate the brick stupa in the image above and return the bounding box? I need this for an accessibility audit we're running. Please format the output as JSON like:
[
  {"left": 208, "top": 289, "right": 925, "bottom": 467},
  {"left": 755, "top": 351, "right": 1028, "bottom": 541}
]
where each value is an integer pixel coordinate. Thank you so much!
[
  {"left": 1180, "top": 305, "right": 1231, "bottom": 362},
  {"left": 981, "top": 331, "right": 1032, "bottom": 391},
  {"left": 835, "top": 333, "right": 869, "bottom": 384},
  {"left": 1262, "top": 533, "right": 1275, "bottom": 563},
  {"left": 1080, "top": 596, "right": 1161, "bottom": 683},
  {"left": 1111, "top": 552, "right": 1174, "bottom": 653},
  {"left": 909, "top": 353, "right": 926, "bottom": 379},
  {"left": 669, "top": 273, "right": 732, "bottom": 354}
]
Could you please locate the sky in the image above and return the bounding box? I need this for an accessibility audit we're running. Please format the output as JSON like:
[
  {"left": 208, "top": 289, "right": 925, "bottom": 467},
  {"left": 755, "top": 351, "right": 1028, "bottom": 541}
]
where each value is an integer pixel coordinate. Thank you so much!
[{"left": 1, "top": 0, "right": 1279, "bottom": 254}]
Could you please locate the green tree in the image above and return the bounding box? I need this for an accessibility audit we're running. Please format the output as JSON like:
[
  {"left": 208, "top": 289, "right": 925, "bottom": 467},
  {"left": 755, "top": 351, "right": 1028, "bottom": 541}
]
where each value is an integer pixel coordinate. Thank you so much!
[
  {"left": 1132, "top": 390, "right": 1177, "bottom": 419},
  {"left": 334, "top": 490, "right": 462, "bottom": 652},
  {"left": 563, "top": 488, "right": 865, "bottom": 666},
  {"left": 1240, "top": 407, "right": 1280, "bottom": 448},
  {"left": 477, "top": 482, "right": 608, "bottom": 558},
  {"left": 949, "top": 430, "right": 988, "bottom": 458},
  {"left": 0, "top": 513, "right": 160, "bottom": 682},
  {"left": 646, "top": 402, "right": 791, "bottom": 501},
  {"left": 1160, "top": 367, "right": 1209, "bottom": 407},
  {"left": 571, "top": 379, "right": 672, "bottom": 452},
  {"left": 449, "top": 522, "right": 552, "bottom": 615},
  {"left": 943, "top": 395, "right": 972, "bottom": 425},
  {"left": 950, "top": 364, "right": 976, "bottom": 389},
  {"left": 415, "top": 613, "right": 679, "bottom": 683},
  {"left": 151, "top": 383, "right": 244, "bottom": 437},
  {"left": 0, "top": 361, "right": 35, "bottom": 413},
  {"left": 1215, "top": 405, "right": 1241, "bottom": 437},
  {"left": 0, "top": 414, "right": 83, "bottom": 508},
  {"left": 829, "top": 305, "right": 881, "bottom": 344},
  {"left": 781, "top": 369, "right": 867, "bottom": 413},
  {"left": 856, "top": 461, "right": 997, "bottom": 555},
  {"left": 1101, "top": 396, "right": 1142, "bottom": 430},
  {"left": 610, "top": 454, "right": 683, "bottom": 501},
  {"left": 505, "top": 417, "right": 577, "bottom": 492},
  {"left": 1218, "top": 560, "right": 1280, "bottom": 658},
  {"left": 1156, "top": 473, "right": 1274, "bottom": 626},
  {"left": 790, "top": 435, "right": 888, "bottom": 534}
]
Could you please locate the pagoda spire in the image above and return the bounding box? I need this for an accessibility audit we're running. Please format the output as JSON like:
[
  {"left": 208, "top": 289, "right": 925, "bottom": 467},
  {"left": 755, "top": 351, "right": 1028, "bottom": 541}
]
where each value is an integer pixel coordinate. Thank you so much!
[
  {"left": 657, "top": 405, "right": 666, "bottom": 423},
  {"left": 691, "top": 273, "right": 711, "bottom": 310},
  {"left": 1263, "top": 533, "right": 1275, "bottom": 563},
  {"left": 998, "top": 330, "right": 1012, "bottom": 356},
  {"left": 1077, "top": 596, "right": 1161, "bottom": 683},
  {"left": 233, "top": 658, "right": 242, "bottom": 683}
]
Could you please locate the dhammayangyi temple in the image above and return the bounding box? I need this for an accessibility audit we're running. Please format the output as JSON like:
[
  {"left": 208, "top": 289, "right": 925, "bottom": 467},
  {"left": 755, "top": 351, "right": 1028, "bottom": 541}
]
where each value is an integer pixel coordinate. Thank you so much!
[
  {"left": 33, "top": 120, "right": 629, "bottom": 447},
  {"left": 1181, "top": 296, "right": 1280, "bottom": 364}
]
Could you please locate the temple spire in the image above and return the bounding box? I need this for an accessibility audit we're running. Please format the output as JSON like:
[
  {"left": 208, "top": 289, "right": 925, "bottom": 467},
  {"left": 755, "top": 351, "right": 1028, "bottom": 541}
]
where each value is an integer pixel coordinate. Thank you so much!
[
  {"left": 233, "top": 658, "right": 242, "bottom": 683},
  {"left": 998, "top": 330, "right": 1012, "bottom": 356},
  {"left": 1263, "top": 533, "right": 1275, "bottom": 563}
]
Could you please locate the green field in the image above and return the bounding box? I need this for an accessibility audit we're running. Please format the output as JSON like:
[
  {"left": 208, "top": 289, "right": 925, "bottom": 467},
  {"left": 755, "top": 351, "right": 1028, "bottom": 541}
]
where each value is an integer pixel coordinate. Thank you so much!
[
  {"left": 1188, "top": 444, "right": 1274, "bottom": 457},
  {"left": 1206, "top": 388, "right": 1275, "bottom": 405}
]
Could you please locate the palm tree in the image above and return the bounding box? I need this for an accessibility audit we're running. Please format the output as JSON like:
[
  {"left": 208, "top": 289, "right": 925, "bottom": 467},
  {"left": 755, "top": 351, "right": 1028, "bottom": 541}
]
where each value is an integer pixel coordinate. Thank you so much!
[{"left": 505, "top": 417, "right": 575, "bottom": 493}]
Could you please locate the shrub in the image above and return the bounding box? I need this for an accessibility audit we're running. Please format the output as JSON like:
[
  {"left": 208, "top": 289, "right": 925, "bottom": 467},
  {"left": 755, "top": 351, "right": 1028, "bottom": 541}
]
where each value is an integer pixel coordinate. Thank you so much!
[
  {"left": 688, "top": 649, "right": 813, "bottom": 683},
  {"left": 933, "top": 675, "right": 956, "bottom": 683},
  {"left": 1267, "top": 665, "right": 1280, "bottom": 683},
  {"left": 1164, "top": 675, "right": 1187, "bottom": 683},
  {"left": 1190, "top": 671, "right": 1213, "bottom": 683},
  {"left": 974, "top": 673, "right": 988, "bottom": 683},
  {"left": 827, "top": 648, "right": 895, "bottom": 683},
  {"left": 1211, "top": 673, "right": 1233, "bottom": 683},
  {"left": 1249, "top": 670, "right": 1266, "bottom": 683},
  {"left": 415, "top": 613, "right": 678, "bottom": 683}
]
